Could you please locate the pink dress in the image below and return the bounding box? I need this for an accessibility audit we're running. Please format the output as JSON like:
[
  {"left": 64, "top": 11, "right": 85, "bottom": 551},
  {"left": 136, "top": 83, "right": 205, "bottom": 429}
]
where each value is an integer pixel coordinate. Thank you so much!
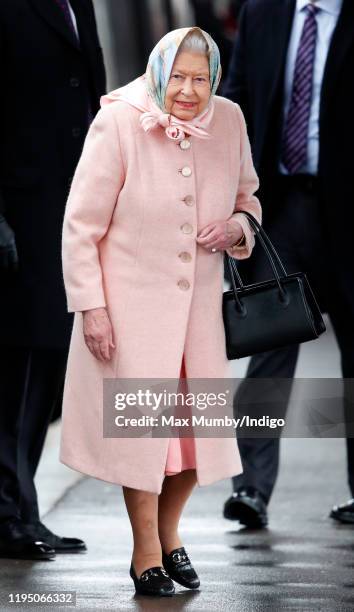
[{"left": 164, "top": 355, "right": 196, "bottom": 476}]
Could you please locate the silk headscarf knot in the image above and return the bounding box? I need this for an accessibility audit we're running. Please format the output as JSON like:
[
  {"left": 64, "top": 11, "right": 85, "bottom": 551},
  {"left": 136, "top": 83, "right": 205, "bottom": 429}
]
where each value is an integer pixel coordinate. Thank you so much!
[
  {"left": 140, "top": 104, "right": 213, "bottom": 142},
  {"left": 100, "top": 27, "right": 222, "bottom": 142}
]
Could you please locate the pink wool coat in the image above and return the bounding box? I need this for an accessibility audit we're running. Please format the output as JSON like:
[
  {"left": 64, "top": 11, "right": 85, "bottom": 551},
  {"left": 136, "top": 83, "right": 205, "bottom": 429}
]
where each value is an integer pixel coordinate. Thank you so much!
[{"left": 59, "top": 88, "right": 262, "bottom": 494}]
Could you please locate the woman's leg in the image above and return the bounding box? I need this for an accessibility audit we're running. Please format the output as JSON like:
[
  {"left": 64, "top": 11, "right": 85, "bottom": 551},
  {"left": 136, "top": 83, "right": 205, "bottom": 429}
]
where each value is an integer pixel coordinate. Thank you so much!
[
  {"left": 123, "top": 355, "right": 196, "bottom": 575},
  {"left": 158, "top": 468, "right": 197, "bottom": 554},
  {"left": 122, "top": 486, "right": 162, "bottom": 578},
  {"left": 158, "top": 354, "right": 197, "bottom": 552},
  {"left": 122, "top": 472, "right": 197, "bottom": 577}
]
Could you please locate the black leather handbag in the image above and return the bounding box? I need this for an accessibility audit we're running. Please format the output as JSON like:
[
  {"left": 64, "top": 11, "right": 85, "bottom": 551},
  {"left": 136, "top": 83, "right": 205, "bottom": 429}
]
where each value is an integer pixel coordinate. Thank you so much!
[{"left": 223, "top": 211, "right": 326, "bottom": 360}]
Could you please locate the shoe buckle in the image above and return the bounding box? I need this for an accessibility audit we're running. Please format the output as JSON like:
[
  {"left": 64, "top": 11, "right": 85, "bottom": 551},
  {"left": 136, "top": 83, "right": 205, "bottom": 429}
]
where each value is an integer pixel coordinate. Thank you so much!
[
  {"left": 140, "top": 567, "right": 168, "bottom": 581},
  {"left": 172, "top": 551, "right": 187, "bottom": 564},
  {"left": 141, "top": 569, "right": 156, "bottom": 581}
]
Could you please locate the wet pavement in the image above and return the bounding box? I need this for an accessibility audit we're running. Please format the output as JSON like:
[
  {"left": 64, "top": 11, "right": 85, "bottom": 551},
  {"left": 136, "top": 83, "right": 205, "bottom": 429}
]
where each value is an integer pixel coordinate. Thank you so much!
[
  {"left": 1, "top": 319, "right": 353, "bottom": 611},
  {"left": 0, "top": 437, "right": 353, "bottom": 611}
]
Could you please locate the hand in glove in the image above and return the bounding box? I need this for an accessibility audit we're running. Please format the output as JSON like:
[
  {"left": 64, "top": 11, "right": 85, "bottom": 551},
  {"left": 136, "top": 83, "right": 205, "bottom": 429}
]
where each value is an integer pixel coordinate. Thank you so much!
[{"left": 0, "top": 213, "right": 19, "bottom": 271}]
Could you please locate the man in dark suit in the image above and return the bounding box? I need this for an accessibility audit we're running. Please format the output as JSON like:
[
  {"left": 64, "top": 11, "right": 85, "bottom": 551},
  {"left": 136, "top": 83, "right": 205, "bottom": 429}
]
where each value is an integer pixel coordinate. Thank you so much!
[
  {"left": 190, "top": 1, "right": 247, "bottom": 80},
  {"left": 222, "top": 0, "right": 354, "bottom": 527},
  {"left": 0, "top": 0, "right": 106, "bottom": 559}
]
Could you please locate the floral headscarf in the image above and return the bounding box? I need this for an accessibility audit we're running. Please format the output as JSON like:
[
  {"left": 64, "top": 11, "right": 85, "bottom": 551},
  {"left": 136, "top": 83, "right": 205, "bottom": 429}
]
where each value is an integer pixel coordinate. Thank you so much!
[
  {"left": 146, "top": 26, "right": 222, "bottom": 112},
  {"left": 101, "top": 27, "right": 221, "bottom": 143}
]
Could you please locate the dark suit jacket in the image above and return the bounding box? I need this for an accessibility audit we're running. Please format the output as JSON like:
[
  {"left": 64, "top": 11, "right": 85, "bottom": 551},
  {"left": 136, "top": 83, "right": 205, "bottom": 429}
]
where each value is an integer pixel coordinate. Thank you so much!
[
  {"left": 223, "top": 0, "right": 354, "bottom": 302},
  {"left": 0, "top": 0, "right": 106, "bottom": 348}
]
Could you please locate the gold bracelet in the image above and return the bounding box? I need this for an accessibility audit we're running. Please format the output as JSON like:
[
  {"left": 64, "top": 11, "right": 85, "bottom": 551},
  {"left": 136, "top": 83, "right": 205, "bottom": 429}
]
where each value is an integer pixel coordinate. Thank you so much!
[{"left": 231, "top": 233, "right": 246, "bottom": 248}]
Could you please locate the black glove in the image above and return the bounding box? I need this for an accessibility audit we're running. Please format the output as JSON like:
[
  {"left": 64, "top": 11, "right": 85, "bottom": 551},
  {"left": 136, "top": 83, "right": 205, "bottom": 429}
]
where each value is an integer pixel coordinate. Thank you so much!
[{"left": 0, "top": 213, "right": 19, "bottom": 270}]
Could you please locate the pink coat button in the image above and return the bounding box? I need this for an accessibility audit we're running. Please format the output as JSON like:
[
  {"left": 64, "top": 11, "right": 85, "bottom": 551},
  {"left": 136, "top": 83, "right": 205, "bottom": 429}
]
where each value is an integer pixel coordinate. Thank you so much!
[
  {"left": 180, "top": 139, "right": 191, "bottom": 150},
  {"left": 181, "top": 166, "right": 192, "bottom": 177},
  {"left": 177, "top": 279, "right": 190, "bottom": 291}
]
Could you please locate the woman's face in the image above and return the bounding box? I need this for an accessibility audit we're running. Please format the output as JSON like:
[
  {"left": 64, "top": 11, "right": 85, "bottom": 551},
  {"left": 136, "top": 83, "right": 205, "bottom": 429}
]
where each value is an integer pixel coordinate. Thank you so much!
[{"left": 165, "top": 51, "right": 211, "bottom": 120}]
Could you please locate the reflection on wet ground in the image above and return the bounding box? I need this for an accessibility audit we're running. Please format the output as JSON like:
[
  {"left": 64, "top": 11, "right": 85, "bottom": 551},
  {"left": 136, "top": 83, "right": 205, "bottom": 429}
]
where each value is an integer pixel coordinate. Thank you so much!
[{"left": 0, "top": 439, "right": 353, "bottom": 611}]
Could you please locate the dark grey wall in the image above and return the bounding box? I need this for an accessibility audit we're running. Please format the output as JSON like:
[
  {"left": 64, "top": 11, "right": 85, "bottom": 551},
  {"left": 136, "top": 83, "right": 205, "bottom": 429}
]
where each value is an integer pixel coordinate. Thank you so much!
[{"left": 93, "top": 0, "right": 194, "bottom": 90}]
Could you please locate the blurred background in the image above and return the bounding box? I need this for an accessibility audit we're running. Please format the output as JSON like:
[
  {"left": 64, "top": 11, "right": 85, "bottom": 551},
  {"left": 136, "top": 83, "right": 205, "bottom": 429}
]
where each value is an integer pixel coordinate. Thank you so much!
[{"left": 94, "top": 0, "right": 246, "bottom": 89}]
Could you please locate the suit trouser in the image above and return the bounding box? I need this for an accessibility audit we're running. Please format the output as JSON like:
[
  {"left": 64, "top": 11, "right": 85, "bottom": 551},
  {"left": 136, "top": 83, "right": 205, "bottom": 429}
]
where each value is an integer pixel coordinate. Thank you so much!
[
  {"left": 231, "top": 177, "right": 354, "bottom": 503},
  {"left": 0, "top": 347, "right": 67, "bottom": 523}
]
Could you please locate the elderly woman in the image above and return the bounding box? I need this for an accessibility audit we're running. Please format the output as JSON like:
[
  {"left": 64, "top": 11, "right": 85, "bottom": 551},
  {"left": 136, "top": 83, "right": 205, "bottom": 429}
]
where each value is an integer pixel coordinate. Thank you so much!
[{"left": 60, "top": 27, "right": 261, "bottom": 597}]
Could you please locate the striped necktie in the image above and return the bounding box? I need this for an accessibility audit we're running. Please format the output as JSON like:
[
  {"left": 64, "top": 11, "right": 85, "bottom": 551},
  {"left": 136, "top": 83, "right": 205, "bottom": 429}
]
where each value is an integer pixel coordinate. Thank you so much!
[
  {"left": 54, "top": 0, "right": 78, "bottom": 39},
  {"left": 281, "top": 3, "right": 319, "bottom": 174}
]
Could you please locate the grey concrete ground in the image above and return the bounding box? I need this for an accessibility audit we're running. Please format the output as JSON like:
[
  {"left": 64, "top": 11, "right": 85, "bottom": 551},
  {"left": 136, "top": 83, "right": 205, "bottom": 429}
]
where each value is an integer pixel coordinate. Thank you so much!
[{"left": 1, "top": 317, "right": 354, "bottom": 612}]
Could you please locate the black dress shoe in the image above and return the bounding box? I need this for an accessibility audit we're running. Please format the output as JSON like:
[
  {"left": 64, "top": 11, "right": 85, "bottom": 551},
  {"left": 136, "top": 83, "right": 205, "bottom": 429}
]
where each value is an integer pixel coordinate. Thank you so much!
[
  {"left": 25, "top": 521, "right": 87, "bottom": 553},
  {"left": 130, "top": 562, "right": 175, "bottom": 596},
  {"left": 223, "top": 487, "right": 268, "bottom": 527},
  {"left": 0, "top": 518, "right": 55, "bottom": 560},
  {"left": 330, "top": 498, "right": 354, "bottom": 524},
  {"left": 162, "top": 546, "right": 200, "bottom": 589}
]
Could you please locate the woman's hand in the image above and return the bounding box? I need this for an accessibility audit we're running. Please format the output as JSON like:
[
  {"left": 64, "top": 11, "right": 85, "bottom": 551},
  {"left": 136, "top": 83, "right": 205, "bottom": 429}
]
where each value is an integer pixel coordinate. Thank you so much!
[
  {"left": 82, "top": 307, "right": 115, "bottom": 362},
  {"left": 196, "top": 219, "right": 244, "bottom": 252}
]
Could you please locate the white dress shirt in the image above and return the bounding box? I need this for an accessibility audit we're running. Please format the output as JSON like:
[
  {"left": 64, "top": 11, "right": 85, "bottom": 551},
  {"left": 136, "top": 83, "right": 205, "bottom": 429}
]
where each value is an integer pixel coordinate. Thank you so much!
[
  {"left": 280, "top": 0, "right": 343, "bottom": 175},
  {"left": 67, "top": 1, "right": 80, "bottom": 41}
]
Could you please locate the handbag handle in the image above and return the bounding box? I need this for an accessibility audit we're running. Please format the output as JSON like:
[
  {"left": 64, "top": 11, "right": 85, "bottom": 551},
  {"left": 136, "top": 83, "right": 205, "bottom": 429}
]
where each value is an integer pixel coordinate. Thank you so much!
[
  {"left": 226, "top": 211, "right": 290, "bottom": 314},
  {"left": 236, "top": 210, "right": 288, "bottom": 277}
]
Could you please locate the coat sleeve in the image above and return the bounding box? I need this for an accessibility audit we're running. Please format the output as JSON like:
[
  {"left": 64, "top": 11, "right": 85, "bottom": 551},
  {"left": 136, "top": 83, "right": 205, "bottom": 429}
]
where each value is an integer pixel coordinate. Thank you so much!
[
  {"left": 225, "top": 103, "right": 262, "bottom": 260},
  {"left": 62, "top": 104, "right": 125, "bottom": 312}
]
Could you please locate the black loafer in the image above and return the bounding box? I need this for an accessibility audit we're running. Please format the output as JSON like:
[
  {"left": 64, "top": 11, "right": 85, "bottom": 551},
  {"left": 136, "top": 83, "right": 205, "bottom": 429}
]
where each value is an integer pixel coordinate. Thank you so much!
[
  {"left": 330, "top": 498, "right": 354, "bottom": 524},
  {"left": 162, "top": 546, "right": 200, "bottom": 589},
  {"left": 223, "top": 487, "right": 268, "bottom": 527},
  {"left": 25, "top": 521, "right": 87, "bottom": 553},
  {"left": 130, "top": 563, "right": 175, "bottom": 596},
  {"left": 0, "top": 518, "right": 55, "bottom": 560}
]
